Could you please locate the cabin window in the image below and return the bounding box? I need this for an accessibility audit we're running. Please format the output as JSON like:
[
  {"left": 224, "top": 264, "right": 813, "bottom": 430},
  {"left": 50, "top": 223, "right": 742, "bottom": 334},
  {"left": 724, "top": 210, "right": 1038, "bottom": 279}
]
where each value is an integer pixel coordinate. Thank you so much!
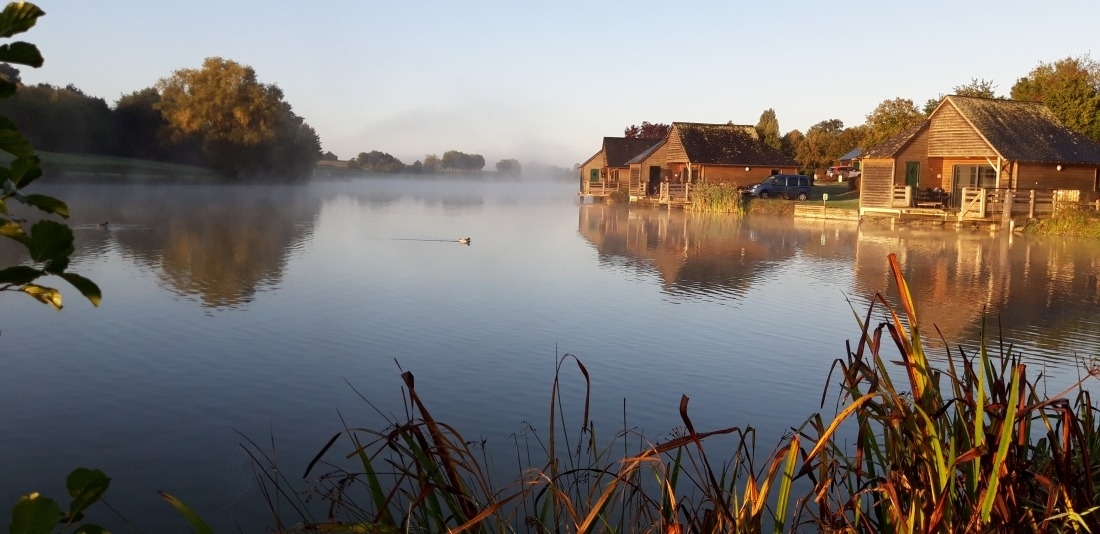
[{"left": 953, "top": 164, "right": 998, "bottom": 189}]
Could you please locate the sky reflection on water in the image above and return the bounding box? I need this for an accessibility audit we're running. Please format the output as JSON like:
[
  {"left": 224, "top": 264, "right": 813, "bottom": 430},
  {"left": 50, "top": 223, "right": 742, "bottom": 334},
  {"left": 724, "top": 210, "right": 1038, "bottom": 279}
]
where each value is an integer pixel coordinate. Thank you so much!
[{"left": 1, "top": 177, "right": 1099, "bottom": 530}]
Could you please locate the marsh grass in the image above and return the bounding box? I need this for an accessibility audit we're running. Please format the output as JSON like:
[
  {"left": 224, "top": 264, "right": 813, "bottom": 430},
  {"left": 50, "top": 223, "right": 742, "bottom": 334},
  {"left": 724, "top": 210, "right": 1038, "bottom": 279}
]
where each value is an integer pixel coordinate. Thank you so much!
[
  {"left": 1023, "top": 206, "right": 1100, "bottom": 238},
  {"left": 690, "top": 184, "right": 748, "bottom": 214},
  {"left": 251, "top": 253, "right": 1100, "bottom": 533}
]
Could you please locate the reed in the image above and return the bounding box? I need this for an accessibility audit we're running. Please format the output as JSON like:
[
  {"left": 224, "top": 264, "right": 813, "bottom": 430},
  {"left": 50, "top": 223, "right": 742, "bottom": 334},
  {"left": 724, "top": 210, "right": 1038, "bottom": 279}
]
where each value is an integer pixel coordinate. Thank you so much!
[
  {"left": 255, "top": 253, "right": 1100, "bottom": 533},
  {"left": 689, "top": 184, "right": 748, "bottom": 214}
]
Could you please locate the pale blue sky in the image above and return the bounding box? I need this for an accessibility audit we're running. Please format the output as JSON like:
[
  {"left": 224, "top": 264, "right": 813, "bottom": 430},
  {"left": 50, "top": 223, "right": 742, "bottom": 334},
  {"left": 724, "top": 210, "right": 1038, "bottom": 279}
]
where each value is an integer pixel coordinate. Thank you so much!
[{"left": 19, "top": 1, "right": 1100, "bottom": 167}]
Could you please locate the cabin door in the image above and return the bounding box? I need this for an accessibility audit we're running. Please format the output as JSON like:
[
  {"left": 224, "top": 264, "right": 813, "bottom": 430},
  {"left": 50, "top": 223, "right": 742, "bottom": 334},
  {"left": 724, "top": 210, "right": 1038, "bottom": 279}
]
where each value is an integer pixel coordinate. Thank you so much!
[
  {"left": 648, "top": 166, "right": 661, "bottom": 195},
  {"left": 905, "top": 162, "right": 920, "bottom": 189}
]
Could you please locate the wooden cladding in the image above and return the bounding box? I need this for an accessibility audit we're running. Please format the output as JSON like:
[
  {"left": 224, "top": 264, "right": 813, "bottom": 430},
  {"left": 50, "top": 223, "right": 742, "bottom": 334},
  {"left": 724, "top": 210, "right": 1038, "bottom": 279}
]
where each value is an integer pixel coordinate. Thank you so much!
[
  {"left": 860, "top": 160, "right": 895, "bottom": 208},
  {"left": 929, "top": 104, "right": 997, "bottom": 158}
]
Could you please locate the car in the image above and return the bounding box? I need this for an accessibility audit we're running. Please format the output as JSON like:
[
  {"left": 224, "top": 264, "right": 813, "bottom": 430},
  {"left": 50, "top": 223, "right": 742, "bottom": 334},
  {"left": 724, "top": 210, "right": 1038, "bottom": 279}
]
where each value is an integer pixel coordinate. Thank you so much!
[
  {"left": 827, "top": 165, "right": 861, "bottom": 180},
  {"left": 745, "top": 174, "right": 811, "bottom": 200}
]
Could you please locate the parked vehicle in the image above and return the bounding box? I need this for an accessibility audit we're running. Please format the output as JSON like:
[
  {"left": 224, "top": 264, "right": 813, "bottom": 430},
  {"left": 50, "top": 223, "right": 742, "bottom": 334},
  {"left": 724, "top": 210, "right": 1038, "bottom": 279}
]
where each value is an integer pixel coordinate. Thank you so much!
[
  {"left": 827, "top": 165, "right": 861, "bottom": 180},
  {"left": 745, "top": 174, "right": 811, "bottom": 200}
]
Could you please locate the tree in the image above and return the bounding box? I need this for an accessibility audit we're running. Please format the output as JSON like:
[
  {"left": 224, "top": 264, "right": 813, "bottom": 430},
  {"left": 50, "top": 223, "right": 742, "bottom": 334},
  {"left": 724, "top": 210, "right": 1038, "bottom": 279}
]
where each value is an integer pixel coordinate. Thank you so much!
[
  {"left": 0, "top": 62, "right": 19, "bottom": 83},
  {"left": 623, "top": 121, "right": 670, "bottom": 139},
  {"left": 0, "top": 83, "right": 115, "bottom": 154},
  {"left": 423, "top": 153, "right": 441, "bottom": 173},
  {"left": 1011, "top": 55, "right": 1100, "bottom": 141},
  {"left": 780, "top": 129, "right": 804, "bottom": 164},
  {"left": 862, "top": 98, "right": 923, "bottom": 149},
  {"left": 355, "top": 150, "right": 405, "bottom": 173},
  {"left": 0, "top": 2, "right": 100, "bottom": 311},
  {"left": 440, "top": 150, "right": 485, "bottom": 171},
  {"left": 155, "top": 57, "right": 321, "bottom": 179},
  {"left": 755, "top": 109, "right": 781, "bottom": 150},
  {"left": 495, "top": 158, "right": 521, "bottom": 176},
  {"left": 795, "top": 119, "right": 851, "bottom": 171},
  {"left": 923, "top": 78, "right": 1000, "bottom": 114},
  {"left": 113, "top": 87, "right": 174, "bottom": 161}
]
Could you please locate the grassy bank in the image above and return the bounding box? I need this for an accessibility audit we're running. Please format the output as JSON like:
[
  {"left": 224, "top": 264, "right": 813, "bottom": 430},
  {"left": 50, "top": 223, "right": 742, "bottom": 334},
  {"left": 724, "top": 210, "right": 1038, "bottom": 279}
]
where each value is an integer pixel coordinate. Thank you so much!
[
  {"left": 1022, "top": 206, "right": 1100, "bottom": 238},
  {"left": 690, "top": 181, "right": 860, "bottom": 215},
  {"left": 35, "top": 151, "right": 218, "bottom": 181},
  {"left": 243, "top": 253, "right": 1100, "bottom": 533}
]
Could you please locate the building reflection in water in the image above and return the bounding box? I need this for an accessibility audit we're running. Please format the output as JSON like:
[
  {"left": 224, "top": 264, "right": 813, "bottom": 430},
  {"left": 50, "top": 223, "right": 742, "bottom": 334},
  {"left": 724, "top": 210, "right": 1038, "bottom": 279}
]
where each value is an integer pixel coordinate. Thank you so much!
[{"left": 578, "top": 203, "right": 1100, "bottom": 365}]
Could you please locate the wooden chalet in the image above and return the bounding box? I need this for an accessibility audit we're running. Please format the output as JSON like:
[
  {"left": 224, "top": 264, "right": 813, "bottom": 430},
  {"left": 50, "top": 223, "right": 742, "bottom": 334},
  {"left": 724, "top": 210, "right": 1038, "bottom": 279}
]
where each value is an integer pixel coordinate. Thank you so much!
[
  {"left": 578, "top": 137, "right": 662, "bottom": 197},
  {"left": 616, "top": 122, "right": 799, "bottom": 203},
  {"left": 860, "top": 95, "right": 1100, "bottom": 221}
]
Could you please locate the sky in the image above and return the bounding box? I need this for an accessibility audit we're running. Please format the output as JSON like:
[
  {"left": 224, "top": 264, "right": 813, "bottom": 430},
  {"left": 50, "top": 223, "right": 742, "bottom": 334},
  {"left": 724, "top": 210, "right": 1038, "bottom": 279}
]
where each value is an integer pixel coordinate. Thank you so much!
[{"left": 18, "top": 1, "right": 1100, "bottom": 167}]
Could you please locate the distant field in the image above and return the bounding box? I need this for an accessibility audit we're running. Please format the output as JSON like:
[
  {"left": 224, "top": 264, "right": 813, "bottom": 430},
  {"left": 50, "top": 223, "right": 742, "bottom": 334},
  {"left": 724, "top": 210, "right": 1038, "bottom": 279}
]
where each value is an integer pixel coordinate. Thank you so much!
[{"left": 35, "top": 151, "right": 218, "bottom": 181}]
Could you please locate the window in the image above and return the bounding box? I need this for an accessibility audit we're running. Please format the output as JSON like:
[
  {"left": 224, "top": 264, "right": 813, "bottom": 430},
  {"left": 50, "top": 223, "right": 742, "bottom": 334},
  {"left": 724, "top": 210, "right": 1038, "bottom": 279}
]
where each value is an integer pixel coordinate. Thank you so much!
[{"left": 953, "top": 165, "right": 997, "bottom": 189}]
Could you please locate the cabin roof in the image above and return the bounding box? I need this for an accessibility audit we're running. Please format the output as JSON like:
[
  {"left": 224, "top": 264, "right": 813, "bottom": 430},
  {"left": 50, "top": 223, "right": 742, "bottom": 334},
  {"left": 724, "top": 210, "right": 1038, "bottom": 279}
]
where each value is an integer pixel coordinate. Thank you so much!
[
  {"left": 673, "top": 122, "right": 798, "bottom": 167},
  {"left": 604, "top": 137, "right": 663, "bottom": 167},
  {"left": 625, "top": 138, "right": 666, "bottom": 165},
  {"left": 944, "top": 95, "right": 1100, "bottom": 164},
  {"left": 838, "top": 147, "right": 863, "bottom": 161},
  {"left": 863, "top": 120, "right": 929, "bottom": 158}
]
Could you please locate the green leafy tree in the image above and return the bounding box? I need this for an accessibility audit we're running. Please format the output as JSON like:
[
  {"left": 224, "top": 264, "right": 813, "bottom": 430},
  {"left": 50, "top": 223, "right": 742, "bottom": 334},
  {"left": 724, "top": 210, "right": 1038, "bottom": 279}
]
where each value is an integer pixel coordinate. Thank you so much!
[
  {"left": 113, "top": 87, "right": 177, "bottom": 161},
  {"left": 862, "top": 97, "right": 923, "bottom": 149},
  {"left": 0, "top": 83, "right": 115, "bottom": 154},
  {"left": 780, "top": 129, "right": 804, "bottom": 167},
  {"left": 795, "top": 119, "right": 850, "bottom": 171},
  {"left": 623, "top": 121, "right": 670, "bottom": 139},
  {"left": 0, "top": 2, "right": 100, "bottom": 310},
  {"left": 155, "top": 57, "right": 322, "bottom": 179},
  {"left": 755, "top": 108, "right": 781, "bottom": 150},
  {"left": 1010, "top": 54, "right": 1100, "bottom": 141},
  {"left": 924, "top": 78, "right": 1000, "bottom": 114}
]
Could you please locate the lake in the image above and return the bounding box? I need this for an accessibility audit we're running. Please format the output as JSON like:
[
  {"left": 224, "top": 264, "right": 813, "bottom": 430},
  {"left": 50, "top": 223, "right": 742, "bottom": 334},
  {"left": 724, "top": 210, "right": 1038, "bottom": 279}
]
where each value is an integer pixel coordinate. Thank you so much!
[{"left": 2, "top": 175, "right": 1100, "bottom": 531}]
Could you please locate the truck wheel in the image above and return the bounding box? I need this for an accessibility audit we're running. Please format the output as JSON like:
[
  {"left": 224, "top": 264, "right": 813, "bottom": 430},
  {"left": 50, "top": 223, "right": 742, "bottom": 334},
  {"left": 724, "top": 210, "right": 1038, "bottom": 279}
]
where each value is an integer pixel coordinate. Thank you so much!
[
  {"left": 796, "top": 192, "right": 809, "bottom": 201},
  {"left": 759, "top": 191, "right": 770, "bottom": 199}
]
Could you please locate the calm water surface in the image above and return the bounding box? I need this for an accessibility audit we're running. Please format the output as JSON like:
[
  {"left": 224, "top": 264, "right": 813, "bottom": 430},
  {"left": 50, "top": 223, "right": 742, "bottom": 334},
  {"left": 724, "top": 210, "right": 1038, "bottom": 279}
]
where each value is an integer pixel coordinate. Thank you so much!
[{"left": 3, "top": 176, "right": 1100, "bottom": 531}]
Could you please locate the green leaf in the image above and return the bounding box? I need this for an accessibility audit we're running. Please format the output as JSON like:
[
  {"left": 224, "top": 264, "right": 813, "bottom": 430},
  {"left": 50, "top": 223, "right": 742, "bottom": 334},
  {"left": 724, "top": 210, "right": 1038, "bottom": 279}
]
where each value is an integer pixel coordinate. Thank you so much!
[
  {"left": 61, "top": 272, "right": 101, "bottom": 307},
  {"left": 158, "top": 491, "right": 213, "bottom": 534},
  {"left": 0, "top": 41, "right": 42, "bottom": 68},
  {"left": 0, "top": 265, "right": 40, "bottom": 285},
  {"left": 0, "top": 219, "right": 29, "bottom": 246},
  {"left": 10, "top": 492, "right": 61, "bottom": 534},
  {"left": 65, "top": 468, "right": 110, "bottom": 521},
  {"left": 0, "top": 116, "right": 17, "bottom": 130},
  {"left": 23, "top": 194, "right": 68, "bottom": 218},
  {"left": 43, "top": 255, "right": 68, "bottom": 275},
  {"left": 13, "top": 155, "right": 43, "bottom": 188},
  {"left": 27, "top": 219, "right": 73, "bottom": 263},
  {"left": 0, "top": 128, "right": 33, "bottom": 158},
  {"left": 21, "top": 283, "right": 61, "bottom": 309},
  {"left": 0, "top": 2, "right": 45, "bottom": 39}
]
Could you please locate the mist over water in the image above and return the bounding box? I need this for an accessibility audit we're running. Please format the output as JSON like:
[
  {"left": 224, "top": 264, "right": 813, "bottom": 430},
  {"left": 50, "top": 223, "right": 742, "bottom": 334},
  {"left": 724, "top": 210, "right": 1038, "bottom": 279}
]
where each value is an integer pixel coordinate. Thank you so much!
[{"left": 1, "top": 175, "right": 1098, "bottom": 530}]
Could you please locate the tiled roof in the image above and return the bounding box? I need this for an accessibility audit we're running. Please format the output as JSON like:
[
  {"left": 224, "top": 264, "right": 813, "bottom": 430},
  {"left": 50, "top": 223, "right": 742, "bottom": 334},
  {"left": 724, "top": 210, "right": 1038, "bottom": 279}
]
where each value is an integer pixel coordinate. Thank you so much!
[
  {"left": 947, "top": 95, "right": 1100, "bottom": 164},
  {"left": 604, "top": 137, "right": 663, "bottom": 167},
  {"left": 864, "top": 120, "right": 928, "bottom": 158},
  {"left": 673, "top": 122, "right": 797, "bottom": 166}
]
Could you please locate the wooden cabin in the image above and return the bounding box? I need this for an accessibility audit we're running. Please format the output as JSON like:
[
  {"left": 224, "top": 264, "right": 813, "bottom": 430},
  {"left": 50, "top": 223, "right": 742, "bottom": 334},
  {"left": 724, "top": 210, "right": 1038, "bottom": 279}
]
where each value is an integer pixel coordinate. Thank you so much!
[
  {"left": 663, "top": 122, "right": 798, "bottom": 187},
  {"left": 578, "top": 137, "right": 662, "bottom": 196},
  {"left": 861, "top": 95, "right": 1100, "bottom": 217}
]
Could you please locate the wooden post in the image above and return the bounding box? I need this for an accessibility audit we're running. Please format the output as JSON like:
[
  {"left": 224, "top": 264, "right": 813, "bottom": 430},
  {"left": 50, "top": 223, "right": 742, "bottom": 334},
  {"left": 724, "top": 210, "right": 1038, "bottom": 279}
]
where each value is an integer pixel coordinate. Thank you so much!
[
  {"left": 905, "top": 185, "right": 913, "bottom": 207},
  {"left": 979, "top": 188, "right": 987, "bottom": 217},
  {"left": 1029, "top": 189, "right": 1036, "bottom": 218},
  {"left": 1001, "top": 189, "right": 1014, "bottom": 226},
  {"left": 659, "top": 182, "right": 669, "bottom": 204}
]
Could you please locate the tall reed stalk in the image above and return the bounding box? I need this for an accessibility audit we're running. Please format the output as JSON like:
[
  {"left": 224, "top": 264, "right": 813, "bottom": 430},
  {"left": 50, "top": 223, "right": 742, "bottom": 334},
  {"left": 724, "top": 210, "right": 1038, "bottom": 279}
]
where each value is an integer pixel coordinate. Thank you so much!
[{"left": 249, "top": 253, "right": 1100, "bottom": 533}]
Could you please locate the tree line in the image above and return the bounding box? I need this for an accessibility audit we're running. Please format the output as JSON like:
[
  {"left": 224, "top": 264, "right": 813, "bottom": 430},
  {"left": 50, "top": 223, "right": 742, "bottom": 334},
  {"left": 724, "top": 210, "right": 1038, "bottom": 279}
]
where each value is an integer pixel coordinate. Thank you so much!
[
  {"left": 623, "top": 54, "right": 1100, "bottom": 175},
  {"left": 345, "top": 148, "right": 524, "bottom": 177},
  {"left": 0, "top": 57, "right": 322, "bottom": 180}
]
